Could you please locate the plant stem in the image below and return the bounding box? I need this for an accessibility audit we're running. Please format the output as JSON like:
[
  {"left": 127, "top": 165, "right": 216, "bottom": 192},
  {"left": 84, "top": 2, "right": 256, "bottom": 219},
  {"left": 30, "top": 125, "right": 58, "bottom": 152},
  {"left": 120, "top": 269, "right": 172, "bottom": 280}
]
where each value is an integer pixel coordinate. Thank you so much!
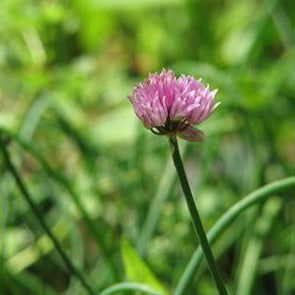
[
  {"left": 0, "top": 126, "right": 118, "bottom": 280},
  {"left": 169, "top": 136, "right": 228, "bottom": 295},
  {"left": 175, "top": 176, "right": 295, "bottom": 295},
  {"left": 99, "top": 282, "right": 161, "bottom": 295},
  {"left": 0, "top": 141, "right": 96, "bottom": 295}
]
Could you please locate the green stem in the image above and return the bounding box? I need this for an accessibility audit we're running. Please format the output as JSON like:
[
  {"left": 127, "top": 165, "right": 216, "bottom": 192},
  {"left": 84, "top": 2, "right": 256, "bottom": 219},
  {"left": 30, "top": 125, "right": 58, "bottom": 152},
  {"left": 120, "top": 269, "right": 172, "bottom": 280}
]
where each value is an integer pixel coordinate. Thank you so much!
[
  {"left": 175, "top": 176, "right": 295, "bottom": 295},
  {"left": 0, "top": 126, "right": 118, "bottom": 279},
  {"left": 0, "top": 142, "right": 96, "bottom": 295},
  {"left": 169, "top": 136, "right": 228, "bottom": 295},
  {"left": 99, "top": 282, "right": 161, "bottom": 295}
]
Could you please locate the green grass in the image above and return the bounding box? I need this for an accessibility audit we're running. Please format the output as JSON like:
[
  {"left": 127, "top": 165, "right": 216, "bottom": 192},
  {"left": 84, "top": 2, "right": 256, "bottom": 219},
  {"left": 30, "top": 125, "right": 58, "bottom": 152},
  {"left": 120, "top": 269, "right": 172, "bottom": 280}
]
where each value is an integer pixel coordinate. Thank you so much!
[{"left": 1, "top": 0, "right": 295, "bottom": 294}]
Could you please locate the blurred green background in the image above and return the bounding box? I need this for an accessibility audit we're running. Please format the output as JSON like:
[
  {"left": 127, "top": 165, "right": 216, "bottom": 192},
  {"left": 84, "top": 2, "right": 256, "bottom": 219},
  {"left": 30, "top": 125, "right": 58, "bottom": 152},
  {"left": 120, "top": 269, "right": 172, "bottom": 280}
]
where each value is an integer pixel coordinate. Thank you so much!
[{"left": 1, "top": 0, "right": 295, "bottom": 294}]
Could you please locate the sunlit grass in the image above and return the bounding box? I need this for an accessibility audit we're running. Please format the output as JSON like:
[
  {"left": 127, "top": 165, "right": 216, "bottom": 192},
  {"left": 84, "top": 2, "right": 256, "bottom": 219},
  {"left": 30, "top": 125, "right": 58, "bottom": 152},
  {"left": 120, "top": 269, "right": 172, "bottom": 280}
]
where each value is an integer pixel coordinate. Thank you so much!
[{"left": 1, "top": 0, "right": 295, "bottom": 294}]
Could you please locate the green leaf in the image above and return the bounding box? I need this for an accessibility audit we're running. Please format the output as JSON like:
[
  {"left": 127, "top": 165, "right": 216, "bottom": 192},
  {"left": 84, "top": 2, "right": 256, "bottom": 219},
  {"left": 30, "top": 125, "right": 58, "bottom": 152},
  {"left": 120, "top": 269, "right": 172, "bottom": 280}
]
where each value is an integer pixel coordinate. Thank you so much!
[{"left": 121, "top": 238, "right": 169, "bottom": 295}]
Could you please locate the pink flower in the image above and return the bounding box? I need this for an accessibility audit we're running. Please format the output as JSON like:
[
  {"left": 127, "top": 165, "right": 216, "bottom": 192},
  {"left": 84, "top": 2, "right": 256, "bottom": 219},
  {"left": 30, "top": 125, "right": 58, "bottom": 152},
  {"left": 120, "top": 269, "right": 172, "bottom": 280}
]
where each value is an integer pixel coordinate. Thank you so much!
[{"left": 128, "top": 69, "right": 219, "bottom": 142}]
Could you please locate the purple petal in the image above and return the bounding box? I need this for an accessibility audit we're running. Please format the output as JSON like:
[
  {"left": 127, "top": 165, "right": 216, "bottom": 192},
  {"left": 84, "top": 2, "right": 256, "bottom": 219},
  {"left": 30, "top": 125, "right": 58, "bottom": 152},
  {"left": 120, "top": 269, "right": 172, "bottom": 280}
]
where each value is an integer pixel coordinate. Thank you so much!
[{"left": 128, "top": 69, "right": 219, "bottom": 133}]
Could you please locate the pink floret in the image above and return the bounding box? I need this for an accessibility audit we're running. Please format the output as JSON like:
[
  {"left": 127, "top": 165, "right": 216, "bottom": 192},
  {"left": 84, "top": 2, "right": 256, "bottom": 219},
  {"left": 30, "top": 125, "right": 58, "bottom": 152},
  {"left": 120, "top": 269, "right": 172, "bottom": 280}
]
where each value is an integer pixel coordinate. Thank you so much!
[{"left": 128, "top": 69, "right": 219, "bottom": 141}]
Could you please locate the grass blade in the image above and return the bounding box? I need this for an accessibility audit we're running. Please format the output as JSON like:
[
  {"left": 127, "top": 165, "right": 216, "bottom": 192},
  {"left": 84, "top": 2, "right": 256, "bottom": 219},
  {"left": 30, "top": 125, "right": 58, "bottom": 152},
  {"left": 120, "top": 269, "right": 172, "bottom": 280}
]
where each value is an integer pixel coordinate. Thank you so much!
[
  {"left": 0, "top": 140, "right": 96, "bottom": 295},
  {"left": 175, "top": 177, "right": 295, "bottom": 295}
]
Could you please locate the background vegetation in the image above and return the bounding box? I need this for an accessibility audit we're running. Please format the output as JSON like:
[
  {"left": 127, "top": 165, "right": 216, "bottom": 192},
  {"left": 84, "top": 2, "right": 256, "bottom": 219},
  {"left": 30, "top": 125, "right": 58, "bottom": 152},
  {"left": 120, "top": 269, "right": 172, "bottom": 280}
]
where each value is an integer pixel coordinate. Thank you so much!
[{"left": 1, "top": 0, "right": 294, "bottom": 294}]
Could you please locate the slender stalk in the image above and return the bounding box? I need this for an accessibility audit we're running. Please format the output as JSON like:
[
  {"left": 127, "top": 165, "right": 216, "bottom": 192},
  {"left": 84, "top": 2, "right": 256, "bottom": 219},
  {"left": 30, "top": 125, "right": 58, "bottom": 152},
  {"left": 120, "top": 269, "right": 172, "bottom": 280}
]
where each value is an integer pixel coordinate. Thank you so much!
[
  {"left": 175, "top": 176, "right": 295, "bottom": 295},
  {"left": 99, "top": 282, "right": 161, "bottom": 295},
  {"left": 0, "top": 142, "right": 96, "bottom": 295},
  {"left": 0, "top": 126, "right": 118, "bottom": 279},
  {"left": 169, "top": 136, "right": 228, "bottom": 295}
]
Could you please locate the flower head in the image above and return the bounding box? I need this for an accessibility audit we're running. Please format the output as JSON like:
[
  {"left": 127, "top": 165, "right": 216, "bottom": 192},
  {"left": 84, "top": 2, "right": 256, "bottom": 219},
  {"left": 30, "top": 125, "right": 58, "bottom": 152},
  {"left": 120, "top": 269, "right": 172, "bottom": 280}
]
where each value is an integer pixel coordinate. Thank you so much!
[{"left": 128, "top": 69, "right": 219, "bottom": 141}]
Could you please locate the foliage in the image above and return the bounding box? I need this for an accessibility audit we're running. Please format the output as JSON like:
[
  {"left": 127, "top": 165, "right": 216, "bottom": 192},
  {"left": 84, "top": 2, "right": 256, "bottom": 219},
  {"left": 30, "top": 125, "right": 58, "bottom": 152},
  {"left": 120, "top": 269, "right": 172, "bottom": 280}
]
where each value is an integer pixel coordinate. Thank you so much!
[{"left": 1, "top": 0, "right": 295, "bottom": 294}]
